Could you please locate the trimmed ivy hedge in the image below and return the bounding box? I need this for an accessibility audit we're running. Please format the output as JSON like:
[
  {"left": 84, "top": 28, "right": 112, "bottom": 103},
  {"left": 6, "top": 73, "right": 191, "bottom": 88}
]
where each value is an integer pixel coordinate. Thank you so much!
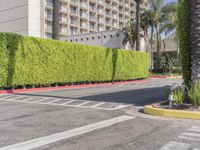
[
  {"left": 0, "top": 32, "right": 149, "bottom": 88},
  {"left": 177, "top": 0, "right": 191, "bottom": 87}
]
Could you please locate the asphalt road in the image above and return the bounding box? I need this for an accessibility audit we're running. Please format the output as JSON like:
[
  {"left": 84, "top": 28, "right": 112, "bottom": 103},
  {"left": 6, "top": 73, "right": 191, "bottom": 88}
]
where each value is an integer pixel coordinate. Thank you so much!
[{"left": 0, "top": 78, "right": 199, "bottom": 150}]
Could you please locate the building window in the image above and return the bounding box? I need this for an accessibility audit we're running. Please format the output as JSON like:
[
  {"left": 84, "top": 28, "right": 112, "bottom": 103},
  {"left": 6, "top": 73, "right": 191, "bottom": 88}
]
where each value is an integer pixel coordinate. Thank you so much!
[
  {"left": 104, "top": 36, "right": 106, "bottom": 39},
  {"left": 92, "top": 37, "right": 95, "bottom": 40},
  {"left": 98, "top": 36, "right": 100, "bottom": 39},
  {"left": 110, "top": 35, "right": 113, "bottom": 38}
]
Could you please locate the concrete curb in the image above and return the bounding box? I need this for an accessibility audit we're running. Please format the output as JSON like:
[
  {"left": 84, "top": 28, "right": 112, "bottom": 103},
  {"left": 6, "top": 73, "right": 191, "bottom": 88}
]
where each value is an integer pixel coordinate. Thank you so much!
[
  {"left": 144, "top": 105, "right": 200, "bottom": 120},
  {"left": 150, "top": 76, "right": 182, "bottom": 79},
  {"left": 0, "top": 78, "right": 151, "bottom": 94}
]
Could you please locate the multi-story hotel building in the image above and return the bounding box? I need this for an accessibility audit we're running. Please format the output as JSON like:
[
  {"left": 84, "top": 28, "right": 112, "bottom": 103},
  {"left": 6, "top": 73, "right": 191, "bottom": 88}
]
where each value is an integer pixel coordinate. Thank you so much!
[{"left": 0, "top": 0, "right": 147, "bottom": 39}]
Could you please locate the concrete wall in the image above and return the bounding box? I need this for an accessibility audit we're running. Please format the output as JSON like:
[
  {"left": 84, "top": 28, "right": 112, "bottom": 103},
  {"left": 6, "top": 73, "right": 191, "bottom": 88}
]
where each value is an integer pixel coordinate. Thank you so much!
[
  {"left": 0, "top": 0, "right": 44, "bottom": 37},
  {"left": 63, "top": 29, "right": 147, "bottom": 51},
  {"left": 0, "top": 0, "right": 29, "bottom": 35},
  {"left": 28, "top": 0, "right": 45, "bottom": 37},
  {"left": 63, "top": 29, "right": 124, "bottom": 49}
]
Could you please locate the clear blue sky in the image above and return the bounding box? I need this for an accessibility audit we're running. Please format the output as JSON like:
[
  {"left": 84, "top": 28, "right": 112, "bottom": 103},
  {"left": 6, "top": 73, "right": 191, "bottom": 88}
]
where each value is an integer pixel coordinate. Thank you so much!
[{"left": 164, "top": 0, "right": 177, "bottom": 4}]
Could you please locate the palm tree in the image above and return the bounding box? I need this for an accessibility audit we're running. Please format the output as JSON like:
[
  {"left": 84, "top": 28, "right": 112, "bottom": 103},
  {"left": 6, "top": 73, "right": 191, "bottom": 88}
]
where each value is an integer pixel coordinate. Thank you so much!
[
  {"left": 135, "top": 0, "right": 141, "bottom": 51},
  {"left": 190, "top": 1, "right": 200, "bottom": 81},
  {"left": 141, "top": 10, "right": 154, "bottom": 69},
  {"left": 140, "top": 10, "right": 153, "bottom": 51},
  {"left": 160, "top": 2, "right": 177, "bottom": 38},
  {"left": 52, "top": 0, "right": 60, "bottom": 40},
  {"left": 122, "top": 22, "right": 137, "bottom": 50},
  {"left": 149, "top": 0, "right": 164, "bottom": 68}
]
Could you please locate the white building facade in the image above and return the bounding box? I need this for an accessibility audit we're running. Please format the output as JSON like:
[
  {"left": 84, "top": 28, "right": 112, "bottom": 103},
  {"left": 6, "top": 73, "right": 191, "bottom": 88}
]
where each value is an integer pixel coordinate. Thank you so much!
[{"left": 0, "top": 0, "right": 147, "bottom": 39}]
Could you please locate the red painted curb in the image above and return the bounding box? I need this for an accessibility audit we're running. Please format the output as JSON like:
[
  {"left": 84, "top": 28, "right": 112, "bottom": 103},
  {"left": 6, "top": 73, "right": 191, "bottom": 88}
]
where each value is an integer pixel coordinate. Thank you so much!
[{"left": 0, "top": 78, "right": 151, "bottom": 94}]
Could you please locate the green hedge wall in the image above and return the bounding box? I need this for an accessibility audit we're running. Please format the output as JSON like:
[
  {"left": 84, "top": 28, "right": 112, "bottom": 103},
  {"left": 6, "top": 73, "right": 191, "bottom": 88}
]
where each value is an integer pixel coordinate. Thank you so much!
[
  {"left": 0, "top": 32, "right": 149, "bottom": 87},
  {"left": 177, "top": 0, "right": 191, "bottom": 87}
]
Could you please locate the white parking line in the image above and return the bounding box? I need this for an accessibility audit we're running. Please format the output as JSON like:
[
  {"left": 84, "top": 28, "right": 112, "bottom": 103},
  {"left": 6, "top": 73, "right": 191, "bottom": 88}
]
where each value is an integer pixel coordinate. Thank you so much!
[
  {"left": 181, "top": 133, "right": 200, "bottom": 138},
  {"left": 46, "top": 99, "right": 61, "bottom": 104},
  {"left": 188, "top": 128, "right": 200, "bottom": 132},
  {"left": 92, "top": 102, "right": 106, "bottom": 108},
  {"left": 32, "top": 98, "right": 49, "bottom": 103},
  {"left": 77, "top": 101, "right": 90, "bottom": 106},
  {"left": 0, "top": 115, "right": 135, "bottom": 150},
  {"left": 0, "top": 97, "right": 130, "bottom": 111},
  {"left": 111, "top": 104, "right": 131, "bottom": 110},
  {"left": 178, "top": 135, "right": 200, "bottom": 142},
  {"left": 160, "top": 141, "right": 190, "bottom": 150},
  {"left": 62, "top": 100, "right": 74, "bottom": 105}
]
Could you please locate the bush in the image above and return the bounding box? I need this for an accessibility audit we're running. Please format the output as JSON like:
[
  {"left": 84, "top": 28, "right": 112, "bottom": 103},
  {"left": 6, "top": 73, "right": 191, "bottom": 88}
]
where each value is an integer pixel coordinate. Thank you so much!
[
  {"left": 0, "top": 32, "right": 150, "bottom": 88},
  {"left": 172, "top": 88, "right": 185, "bottom": 105},
  {"left": 188, "top": 81, "right": 200, "bottom": 106},
  {"left": 177, "top": 0, "right": 191, "bottom": 87}
]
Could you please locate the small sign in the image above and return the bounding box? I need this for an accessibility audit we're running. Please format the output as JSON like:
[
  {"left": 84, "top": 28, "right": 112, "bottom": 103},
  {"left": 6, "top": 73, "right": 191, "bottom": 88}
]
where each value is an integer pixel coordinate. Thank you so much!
[{"left": 169, "top": 94, "right": 173, "bottom": 101}]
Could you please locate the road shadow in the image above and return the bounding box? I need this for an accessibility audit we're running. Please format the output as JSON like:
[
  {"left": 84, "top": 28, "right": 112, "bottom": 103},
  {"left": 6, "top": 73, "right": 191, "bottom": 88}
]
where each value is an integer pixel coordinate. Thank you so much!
[{"left": 14, "top": 86, "right": 170, "bottom": 107}]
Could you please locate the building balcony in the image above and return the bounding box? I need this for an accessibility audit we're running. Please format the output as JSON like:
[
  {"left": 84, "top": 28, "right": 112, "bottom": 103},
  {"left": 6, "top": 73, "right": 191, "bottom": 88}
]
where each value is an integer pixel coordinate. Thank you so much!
[
  {"left": 60, "top": 0, "right": 68, "bottom": 4},
  {"left": 70, "top": 22, "right": 79, "bottom": 27},
  {"left": 45, "top": 17, "right": 53, "bottom": 22},
  {"left": 60, "top": 7, "right": 68, "bottom": 14},
  {"left": 89, "top": 0, "right": 97, "bottom": 3},
  {"left": 105, "top": 13, "right": 112, "bottom": 18},
  {"left": 89, "top": 17, "right": 97, "bottom": 22},
  {"left": 89, "top": 8, "right": 96, "bottom": 13},
  {"left": 69, "top": 11, "right": 79, "bottom": 17},
  {"left": 105, "top": 21, "right": 112, "bottom": 26},
  {"left": 59, "top": 19, "right": 68, "bottom": 25},
  {"left": 70, "top": 0, "right": 78, "bottom": 7},
  {"left": 80, "top": 3, "right": 88, "bottom": 10},
  {"left": 97, "top": 0, "right": 104, "bottom": 6},
  {"left": 80, "top": 24, "right": 88, "bottom": 30},
  {"left": 105, "top": 3, "right": 112, "bottom": 9},
  {"left": 80, "top": 14, "right": 88, "bottom": 20}
]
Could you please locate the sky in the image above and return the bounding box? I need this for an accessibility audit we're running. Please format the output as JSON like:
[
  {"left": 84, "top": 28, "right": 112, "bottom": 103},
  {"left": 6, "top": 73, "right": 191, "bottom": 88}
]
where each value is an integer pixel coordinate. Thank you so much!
[{"left": 164, "top": 0, "right": 177, "bottom": 4}]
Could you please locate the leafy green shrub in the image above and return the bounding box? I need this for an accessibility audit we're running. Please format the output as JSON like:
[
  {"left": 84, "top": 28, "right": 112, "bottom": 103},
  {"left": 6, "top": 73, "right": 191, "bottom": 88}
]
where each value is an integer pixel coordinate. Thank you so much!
[
  {"left": 188, "top": 81, "right": 200, "bottom": 106},
  {"left": 172, "top": 88, "right": 185, "bottom": 105},
  {"left": 0, "top": 32, "right": 150, "bottom": 87},
  {"left": 160, "top": 53, "right": 177, "bottom": 74},
  {"left": 177, "top": 0, "right": 191, "bottom": 87}
]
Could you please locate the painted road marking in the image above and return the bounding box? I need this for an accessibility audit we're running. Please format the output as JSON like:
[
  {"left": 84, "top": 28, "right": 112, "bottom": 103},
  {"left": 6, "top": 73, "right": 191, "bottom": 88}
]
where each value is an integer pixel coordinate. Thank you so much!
[
  {"left": 188, "top": 128, "right": 200, "bottom": 132},
  {"left": 77, "top": 101, "right": 90, "bottom": 106},
  {"left": 178, "top": 136, "right": 200, "bottom": 142},
  {"left": 0, "top": 95, "right": 131, "bottom": 111},
  {"left": 0, "top": 115, "right": 135, "bottom": 150},
  {"left": 178, "top": 127, "right": 200, "bottom": 142},
  {"left": 92, "top": 102, "right": 106, "bottom": 108},
  {"left": 160, "top": 141, "right": 190, "bottom": 150}
]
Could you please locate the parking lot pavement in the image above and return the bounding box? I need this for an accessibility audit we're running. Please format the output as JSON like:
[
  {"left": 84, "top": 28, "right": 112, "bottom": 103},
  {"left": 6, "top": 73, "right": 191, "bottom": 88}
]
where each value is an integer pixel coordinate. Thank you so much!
[{"left": 0, "top": 77, "right": 194, "bottom": 150}]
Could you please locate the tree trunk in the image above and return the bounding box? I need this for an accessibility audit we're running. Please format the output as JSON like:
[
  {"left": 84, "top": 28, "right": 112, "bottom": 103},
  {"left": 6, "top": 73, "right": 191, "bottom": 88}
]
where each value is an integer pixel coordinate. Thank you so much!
[
  {"left": 156, "top": 24, "right": 161, "bottom": 68},
  {"left": 150, "top": 26, "right": 154, "bottom": 70},
  {"left": 52, "top": 0, "right": 60, "bottom": 40},
  {"left": 136, "top": 0, "right": 140, "bottom": 51},
  {"left": 190, "top": 1, "right": 200, "bottom": 81}
]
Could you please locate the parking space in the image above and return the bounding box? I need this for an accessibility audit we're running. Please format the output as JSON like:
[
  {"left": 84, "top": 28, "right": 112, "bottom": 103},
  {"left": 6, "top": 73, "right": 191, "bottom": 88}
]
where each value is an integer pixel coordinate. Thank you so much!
[
  {"left": 161, "top": 126, "right": 200, "bottom": 150},
  {"left": 0, "top": 77, "right": 193, "bottom": 150},
  {"left": 0, "top": 94, "right": 131, "bottom": 111}
]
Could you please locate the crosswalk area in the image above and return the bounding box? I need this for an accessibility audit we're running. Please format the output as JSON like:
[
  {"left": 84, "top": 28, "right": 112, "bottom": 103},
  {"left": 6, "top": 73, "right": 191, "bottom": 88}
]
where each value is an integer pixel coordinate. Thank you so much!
[
  {"left": 0, "top": 94, "right": 131, "bottom": 111},
  {"left": 161, "top": 126, "right": 200, "bottom": 150}
]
